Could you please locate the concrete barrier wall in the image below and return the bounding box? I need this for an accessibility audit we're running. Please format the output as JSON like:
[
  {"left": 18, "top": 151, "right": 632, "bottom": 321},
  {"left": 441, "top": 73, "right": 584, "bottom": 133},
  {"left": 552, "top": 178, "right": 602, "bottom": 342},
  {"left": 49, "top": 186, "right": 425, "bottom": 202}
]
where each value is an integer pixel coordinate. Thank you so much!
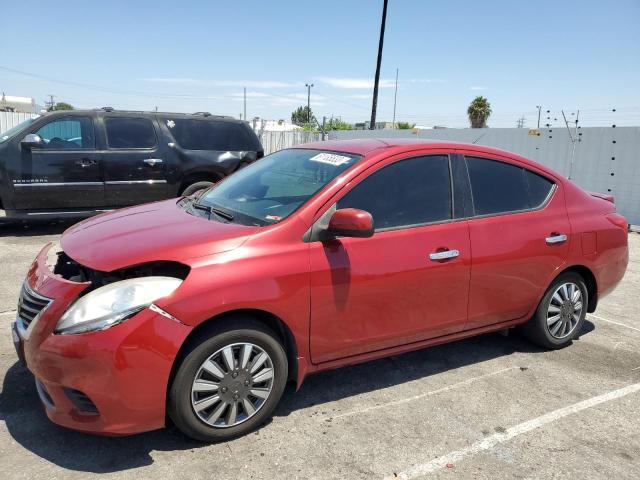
[{"left": 330, "top": 127, "right": 640, "bottom": 225}]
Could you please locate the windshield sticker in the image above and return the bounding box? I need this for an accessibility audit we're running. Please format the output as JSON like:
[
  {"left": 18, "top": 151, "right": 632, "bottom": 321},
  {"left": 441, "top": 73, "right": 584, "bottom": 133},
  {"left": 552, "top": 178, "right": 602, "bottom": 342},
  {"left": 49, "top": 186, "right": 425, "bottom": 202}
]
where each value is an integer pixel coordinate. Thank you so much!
[
  {"left": 309, "top": 153, "right": 351, "bottom": 166},
  {"left": 166, "top": 120, "right": 175, "bottom": 128},
  {"left": 265, "top": 215, "right": 282, "bottom": 222}
]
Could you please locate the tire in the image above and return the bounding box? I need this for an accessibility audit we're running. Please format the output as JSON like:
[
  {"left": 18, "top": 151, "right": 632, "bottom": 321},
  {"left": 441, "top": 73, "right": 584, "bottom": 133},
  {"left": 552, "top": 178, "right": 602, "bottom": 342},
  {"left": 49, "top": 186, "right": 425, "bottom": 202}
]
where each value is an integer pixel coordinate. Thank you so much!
[
  {"left": 181, "top": 181, "right": 215, "bottom": 197},
  {"left": 168, "top": 319, "right": 288, "bottom": 442},
  {"left": 521, "top": 272, "right": 588, "bottom": 349}
]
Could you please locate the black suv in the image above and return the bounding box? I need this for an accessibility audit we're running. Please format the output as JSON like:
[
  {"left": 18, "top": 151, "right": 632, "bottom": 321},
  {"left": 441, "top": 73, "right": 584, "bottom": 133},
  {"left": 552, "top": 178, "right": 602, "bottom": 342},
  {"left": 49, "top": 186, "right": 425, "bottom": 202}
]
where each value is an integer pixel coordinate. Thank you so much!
[{"left": 0, "top": 108, "right": 263, "bottom": 219}]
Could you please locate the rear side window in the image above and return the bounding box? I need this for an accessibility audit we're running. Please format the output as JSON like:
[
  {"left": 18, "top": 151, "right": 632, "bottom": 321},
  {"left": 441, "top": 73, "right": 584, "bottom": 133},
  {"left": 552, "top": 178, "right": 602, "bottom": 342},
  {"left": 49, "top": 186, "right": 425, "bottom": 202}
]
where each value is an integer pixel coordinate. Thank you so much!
[
  {"left": 466, "top": 156, "right": 554, "bottom": 215},
  {"left": 105, "top": 117, "right": 156, "bottom": 149},
  {"left": 338, "top": 155, "right": 452, "bottom": 230},
  {"left": 525, "top": 170, "right": 554, "bottom": 207},
  {"left": 165, "top": 118, "right": 252, "bottom": 151}
]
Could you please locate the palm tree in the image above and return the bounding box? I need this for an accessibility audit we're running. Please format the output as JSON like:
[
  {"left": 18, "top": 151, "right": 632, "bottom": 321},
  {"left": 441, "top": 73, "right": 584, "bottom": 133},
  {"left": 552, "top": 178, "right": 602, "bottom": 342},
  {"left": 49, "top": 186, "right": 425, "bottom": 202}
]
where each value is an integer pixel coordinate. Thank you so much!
[{"left": 467, "top": 96, "right": 492, "bottom": 128}]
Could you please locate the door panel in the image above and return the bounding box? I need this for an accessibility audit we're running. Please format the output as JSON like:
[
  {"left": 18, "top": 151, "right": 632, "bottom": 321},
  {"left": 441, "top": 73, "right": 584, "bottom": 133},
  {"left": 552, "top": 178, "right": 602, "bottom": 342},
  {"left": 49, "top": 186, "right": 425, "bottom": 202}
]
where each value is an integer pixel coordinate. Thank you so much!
[
  {"left": 12, "top": 116, "right": 104, "bottom": 209},
  {"left": 102, "top": 116, "right": 168, "bottom": 206},
  {"left": 464, "top": 155, "right": 570, "bottom": 329},
  {"left": 309, "top": 153, "right": 470, "bottom": 364},
  {"left": 310, "top": 222, "right": 471, "bottom": 363}
]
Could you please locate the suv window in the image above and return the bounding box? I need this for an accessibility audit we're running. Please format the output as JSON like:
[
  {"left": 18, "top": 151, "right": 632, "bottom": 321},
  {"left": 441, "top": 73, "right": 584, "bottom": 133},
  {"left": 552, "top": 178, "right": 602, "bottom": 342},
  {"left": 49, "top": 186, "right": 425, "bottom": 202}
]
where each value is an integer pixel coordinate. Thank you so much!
[
  {"left": 165, "top": 118, "right": 251, "bottom": 150},
  {"left": 338, "top": 155, "right": 452, "bottom": 230},
  {"left": 36, "top": 117, "right": 95, "bottom": 149},
  {"left": 105, "top": 117, "right": 156, "bottom": 149},
  {"left": 466, "top": 156, "right": 554, "bottom": 215}
]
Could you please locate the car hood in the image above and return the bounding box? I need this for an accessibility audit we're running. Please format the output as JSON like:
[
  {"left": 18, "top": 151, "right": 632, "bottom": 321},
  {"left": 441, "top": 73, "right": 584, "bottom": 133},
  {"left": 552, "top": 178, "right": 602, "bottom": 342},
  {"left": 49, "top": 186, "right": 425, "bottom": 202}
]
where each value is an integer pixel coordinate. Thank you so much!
[{"left": 60, "top": 199, "right": 260, "bottom": 271}]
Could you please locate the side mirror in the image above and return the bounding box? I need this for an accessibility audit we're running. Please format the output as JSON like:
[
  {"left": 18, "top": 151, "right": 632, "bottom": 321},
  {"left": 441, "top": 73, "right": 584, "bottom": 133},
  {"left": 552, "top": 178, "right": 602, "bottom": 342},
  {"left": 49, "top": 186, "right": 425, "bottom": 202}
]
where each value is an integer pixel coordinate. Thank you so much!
[
  {"left": 327, "top": 208, "right": 374, "bottom": 238},
  {"left": 21, "top": 133, "right": 43, "bottom": 150}
]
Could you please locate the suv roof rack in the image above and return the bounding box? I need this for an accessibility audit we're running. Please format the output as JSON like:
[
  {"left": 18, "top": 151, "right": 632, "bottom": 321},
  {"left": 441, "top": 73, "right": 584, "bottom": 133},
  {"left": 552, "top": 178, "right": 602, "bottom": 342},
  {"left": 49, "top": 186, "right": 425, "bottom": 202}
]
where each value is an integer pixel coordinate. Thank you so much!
[
  {"left": 101, "top": 106, "right": 114, "bottom": 112},
  {"left": 193, "top": 111, "right": 212, "bottom": 117}
]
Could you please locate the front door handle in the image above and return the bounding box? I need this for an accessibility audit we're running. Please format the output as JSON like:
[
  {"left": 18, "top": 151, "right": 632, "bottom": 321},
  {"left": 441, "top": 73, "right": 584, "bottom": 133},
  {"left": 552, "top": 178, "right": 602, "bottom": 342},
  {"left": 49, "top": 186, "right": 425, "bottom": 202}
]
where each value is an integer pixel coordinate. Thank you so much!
[
  {"left": 144, "top": 158, "right": 163, "bottom": 166},
  {"left": 75, "top": 158, "right": 98, "bottom": 167},
  {"left": 429, "top": 249, "right": 460, "bottom": 261},
  {"left": 545, "top": 233, "right": 568, "bottom": 245}
]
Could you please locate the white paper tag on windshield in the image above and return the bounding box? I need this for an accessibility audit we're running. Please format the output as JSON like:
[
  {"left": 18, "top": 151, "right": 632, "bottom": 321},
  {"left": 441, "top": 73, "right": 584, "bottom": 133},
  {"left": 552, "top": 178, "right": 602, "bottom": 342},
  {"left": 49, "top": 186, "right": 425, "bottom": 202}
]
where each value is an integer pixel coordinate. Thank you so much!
[{"left": 309, "top": 153, "right": 351, "bottom": 166}]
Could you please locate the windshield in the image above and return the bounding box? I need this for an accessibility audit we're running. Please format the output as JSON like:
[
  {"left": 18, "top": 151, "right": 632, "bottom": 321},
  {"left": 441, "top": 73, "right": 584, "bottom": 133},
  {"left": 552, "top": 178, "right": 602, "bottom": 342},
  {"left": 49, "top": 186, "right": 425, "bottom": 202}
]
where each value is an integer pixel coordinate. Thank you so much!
[
  {"left": 0, "top": 117, "right": 38, "bottom": 144},
  {"left": 197, "top": 148, "right": 362, "bottom": 225}
]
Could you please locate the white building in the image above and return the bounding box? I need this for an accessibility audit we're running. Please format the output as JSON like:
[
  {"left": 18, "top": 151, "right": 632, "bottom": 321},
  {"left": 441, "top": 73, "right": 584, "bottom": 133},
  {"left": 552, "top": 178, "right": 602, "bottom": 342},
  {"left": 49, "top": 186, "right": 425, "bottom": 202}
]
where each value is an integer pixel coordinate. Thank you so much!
[{"left": 0, "top": 94, "right": 39, "bottom": 113}]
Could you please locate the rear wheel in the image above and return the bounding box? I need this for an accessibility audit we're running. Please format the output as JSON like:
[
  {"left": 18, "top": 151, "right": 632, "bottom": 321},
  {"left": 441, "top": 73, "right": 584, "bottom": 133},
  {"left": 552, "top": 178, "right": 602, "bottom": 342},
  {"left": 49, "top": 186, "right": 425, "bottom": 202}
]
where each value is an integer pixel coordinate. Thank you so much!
[
  {"left": 168, "top": 320, "right": 287, "bottom": 442},
  {"left": 522, "top": 272, "right": 588, "bottom": 349}
]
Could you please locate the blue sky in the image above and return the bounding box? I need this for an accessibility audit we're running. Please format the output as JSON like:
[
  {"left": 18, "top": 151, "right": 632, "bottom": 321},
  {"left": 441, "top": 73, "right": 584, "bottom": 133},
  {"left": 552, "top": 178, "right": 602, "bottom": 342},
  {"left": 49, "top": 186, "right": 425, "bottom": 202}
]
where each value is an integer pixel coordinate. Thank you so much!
[{"left": 1, "top": 0, "right": 639, "bottom": 127}]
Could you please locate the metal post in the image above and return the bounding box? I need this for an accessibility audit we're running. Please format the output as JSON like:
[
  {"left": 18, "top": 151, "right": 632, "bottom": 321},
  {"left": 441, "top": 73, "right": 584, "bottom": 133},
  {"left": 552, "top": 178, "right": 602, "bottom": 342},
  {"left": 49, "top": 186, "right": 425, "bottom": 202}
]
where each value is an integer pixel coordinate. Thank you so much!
[
  {"left": 536, "top": 105, "right": 541, "bottom": 129},
  {"left": 305, "top": 84, "right": 313, "bottom": 124},
  {"left": 370, "top": 0, "right": 389, "bottom": 130},
  {"left": 392, "top": 67, "right": 398, "bottom": 129}
]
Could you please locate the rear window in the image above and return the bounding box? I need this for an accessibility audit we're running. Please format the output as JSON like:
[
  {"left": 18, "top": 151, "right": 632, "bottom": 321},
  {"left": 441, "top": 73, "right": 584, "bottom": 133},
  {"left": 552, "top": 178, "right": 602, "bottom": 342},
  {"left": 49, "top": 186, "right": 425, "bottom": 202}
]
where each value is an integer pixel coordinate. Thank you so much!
[
  {"left": 165, "top": 118, "right": 253, "bottom": 151},
  {"left": 105, "top": 117, "right": 156, "bottom": 149}
]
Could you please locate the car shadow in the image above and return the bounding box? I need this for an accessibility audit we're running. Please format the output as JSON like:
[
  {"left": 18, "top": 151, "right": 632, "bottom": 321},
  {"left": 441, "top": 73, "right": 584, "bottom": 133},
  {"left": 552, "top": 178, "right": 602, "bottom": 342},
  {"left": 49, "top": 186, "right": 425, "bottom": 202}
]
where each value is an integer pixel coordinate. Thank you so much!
[
  {"left": 0, "top": 324, "right": 594, "bottom": 474},
  {"left": 0, "top": 219, "right": 76, "bottom": 237}
]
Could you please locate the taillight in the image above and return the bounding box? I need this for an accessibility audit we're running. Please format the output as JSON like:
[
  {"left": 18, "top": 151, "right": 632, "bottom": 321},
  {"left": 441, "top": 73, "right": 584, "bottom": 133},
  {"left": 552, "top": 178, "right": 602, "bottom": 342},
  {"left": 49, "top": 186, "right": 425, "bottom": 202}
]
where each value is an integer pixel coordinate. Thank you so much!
[{"left": 606, "top": 213, "right": 628, "bottom": 231}]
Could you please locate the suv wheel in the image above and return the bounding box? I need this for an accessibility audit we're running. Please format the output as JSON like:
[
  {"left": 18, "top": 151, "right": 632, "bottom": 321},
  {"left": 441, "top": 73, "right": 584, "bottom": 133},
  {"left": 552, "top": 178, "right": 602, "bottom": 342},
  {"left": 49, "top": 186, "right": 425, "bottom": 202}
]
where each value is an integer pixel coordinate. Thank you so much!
[
  {"left": 168, "top": 320, "right": 288, "bottom": 442},
  {"left": 181, "top": 181, "right": 215, "bottom": 197},
  {"left": 522, "top": 272, "right": 588, "bottom": 349}
]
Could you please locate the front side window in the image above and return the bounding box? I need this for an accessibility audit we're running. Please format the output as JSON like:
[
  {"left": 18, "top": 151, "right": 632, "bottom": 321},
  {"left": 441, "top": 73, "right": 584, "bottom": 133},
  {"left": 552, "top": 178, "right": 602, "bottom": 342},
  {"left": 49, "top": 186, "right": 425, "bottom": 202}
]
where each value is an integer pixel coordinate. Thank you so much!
[
  {"left": 338, "top": 155, "right": 452, "bottom": 230},
  {"left": 35, "top": 117, "right": 95, "bottom": 149},
  {"left": 165, "top": 118, "right": 251, "bottom": 151},
  {"left": 466, "top": 157, "right": 555, "bottom": 216},
  {"left": 196, "top": 149, "right": 362, "bottom": 225},
  {"left": 105, "top": 117, "right": 156, "bottom": 149}
]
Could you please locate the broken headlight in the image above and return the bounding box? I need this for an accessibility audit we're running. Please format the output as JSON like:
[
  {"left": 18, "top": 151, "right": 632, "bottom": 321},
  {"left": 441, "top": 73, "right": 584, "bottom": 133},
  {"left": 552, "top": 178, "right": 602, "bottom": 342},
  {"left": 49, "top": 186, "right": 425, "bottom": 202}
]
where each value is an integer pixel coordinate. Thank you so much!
[{"left": 55, "top": 276, "right": 182, "bottom": 334}]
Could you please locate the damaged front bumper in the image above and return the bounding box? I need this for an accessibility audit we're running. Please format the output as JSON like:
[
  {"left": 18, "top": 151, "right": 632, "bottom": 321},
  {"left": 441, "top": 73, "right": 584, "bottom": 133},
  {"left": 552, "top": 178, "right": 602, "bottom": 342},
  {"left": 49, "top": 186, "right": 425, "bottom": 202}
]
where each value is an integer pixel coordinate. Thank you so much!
[{"left": 12, "top": 243, "right": 193, "bottom": 435}]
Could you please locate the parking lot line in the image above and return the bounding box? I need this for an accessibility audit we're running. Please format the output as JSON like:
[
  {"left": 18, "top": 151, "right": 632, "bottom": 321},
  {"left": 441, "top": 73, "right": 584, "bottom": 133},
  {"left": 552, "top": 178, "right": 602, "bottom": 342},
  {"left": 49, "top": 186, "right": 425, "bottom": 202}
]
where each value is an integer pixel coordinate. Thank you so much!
[
  {"left": 384, "top": 381, "right": 640, "bottom": 479},
  {"left": 588, "top": 313, "right": 640, "bottom": 333},
  {"left": 332, "top": 366, "right": 519, "bottom": 420}
]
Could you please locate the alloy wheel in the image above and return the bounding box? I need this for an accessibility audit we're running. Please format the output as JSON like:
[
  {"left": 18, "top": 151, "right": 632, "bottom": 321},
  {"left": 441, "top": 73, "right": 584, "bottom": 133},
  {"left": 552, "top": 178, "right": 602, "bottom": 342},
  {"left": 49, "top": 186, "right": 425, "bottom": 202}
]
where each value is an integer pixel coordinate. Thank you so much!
[
  {"left": 547, "top": 282, "right": 583, "bottom": 339},
  {"left": 191, "top": 342, "right": 274, "bottom": 428}
]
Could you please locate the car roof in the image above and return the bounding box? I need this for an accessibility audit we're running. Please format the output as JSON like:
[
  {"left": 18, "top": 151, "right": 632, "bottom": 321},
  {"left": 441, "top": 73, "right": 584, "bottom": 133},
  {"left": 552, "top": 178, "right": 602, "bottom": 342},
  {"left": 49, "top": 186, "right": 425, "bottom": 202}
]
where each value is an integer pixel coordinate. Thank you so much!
[
  {"left": 42, "top": 109, "right": 243, "bottom": 123},
  {"left": 297, "top": 138, "right": 559, "bottom": 178}
]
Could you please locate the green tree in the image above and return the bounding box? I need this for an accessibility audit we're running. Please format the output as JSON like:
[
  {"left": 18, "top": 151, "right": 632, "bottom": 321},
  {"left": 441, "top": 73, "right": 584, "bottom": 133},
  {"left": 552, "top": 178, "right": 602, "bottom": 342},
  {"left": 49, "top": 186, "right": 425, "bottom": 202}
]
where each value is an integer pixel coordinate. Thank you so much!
[
  {"left": 396, "top": 122, "right": 415, "bottom": 129},
  {"left": 291, "top": 105, "right": 315, "bottom": 127},
  {"left": 53, "top": 102, "right": 74, "bottom": 111},
  {"left": 324, "top": 118, "right": 353, "bottom": 130},
  {"left": 467, "top": 96, "right": 492, "bottom": 128}
]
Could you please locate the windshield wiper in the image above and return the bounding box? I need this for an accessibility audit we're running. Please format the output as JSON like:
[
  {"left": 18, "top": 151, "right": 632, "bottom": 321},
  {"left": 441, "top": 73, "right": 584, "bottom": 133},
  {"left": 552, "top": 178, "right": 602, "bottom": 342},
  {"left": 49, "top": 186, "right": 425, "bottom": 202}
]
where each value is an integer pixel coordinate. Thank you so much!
[{"left": 192, "top": 202, "right": 234, "bottom": 222}]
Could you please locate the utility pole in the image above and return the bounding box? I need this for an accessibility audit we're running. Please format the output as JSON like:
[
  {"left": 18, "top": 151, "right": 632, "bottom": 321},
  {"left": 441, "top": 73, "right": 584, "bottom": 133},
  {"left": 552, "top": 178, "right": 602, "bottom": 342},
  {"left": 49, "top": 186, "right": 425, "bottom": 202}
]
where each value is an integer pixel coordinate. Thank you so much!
[
  {"left": 392, "top": 67, "right": 398, "bottom": 129},
  {"left": 370, "top": 0, "right": 389, "bottom": 130},
  {"left": 516, "top": 116, "right": 525, "bottom": 128},
  {"left": 536, "top": 105, "right": 542, "bottom": 129},
  {"left": 305, "top": 83, "right": 314, "bottom": 124},
  {"left": 562, "top": 109, "right": 580, "bottom": 179},
  {"left": 45, "top": 94, "right": 55, "bottom": 111},
  {"left": 243, "top": 87, "right": 247, "bottom": 122}
]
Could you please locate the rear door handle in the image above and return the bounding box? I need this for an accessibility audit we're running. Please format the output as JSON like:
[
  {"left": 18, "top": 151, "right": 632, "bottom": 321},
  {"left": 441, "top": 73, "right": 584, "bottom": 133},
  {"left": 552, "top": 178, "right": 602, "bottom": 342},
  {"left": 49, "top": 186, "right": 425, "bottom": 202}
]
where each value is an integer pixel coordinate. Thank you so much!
[
  {"left": 144, "top": 158, "right": 163, "bottom": 166},
  {"left": 429, "top": 249, "right": 460, "bottom": 261},
  {"left": 545, "top": 233, "right": 567, "bottom": 245}
]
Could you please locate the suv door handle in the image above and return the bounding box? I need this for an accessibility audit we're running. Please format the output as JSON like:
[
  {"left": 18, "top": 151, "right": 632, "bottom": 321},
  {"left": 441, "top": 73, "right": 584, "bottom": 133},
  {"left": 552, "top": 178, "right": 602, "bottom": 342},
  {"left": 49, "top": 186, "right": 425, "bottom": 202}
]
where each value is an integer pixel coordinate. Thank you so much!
[
  {"left": 545, "top": 233, "right": 568, "bottom": 245},
  {"left": 75, "top": 158, "right": 98, "bottom": 167},
  {"left": 144, "top": 158, "right": 163, "bottom": 166},
  {"left": 429, "top": 249, "right": 460, "bottom": 261}
]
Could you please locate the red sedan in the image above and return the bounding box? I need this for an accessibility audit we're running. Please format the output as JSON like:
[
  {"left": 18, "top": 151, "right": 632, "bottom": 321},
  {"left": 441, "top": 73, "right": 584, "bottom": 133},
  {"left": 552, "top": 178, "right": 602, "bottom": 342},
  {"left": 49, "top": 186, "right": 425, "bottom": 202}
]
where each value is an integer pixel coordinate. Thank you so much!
[{"left": 12, "top": 139, "right": 628, "bottom": 441}]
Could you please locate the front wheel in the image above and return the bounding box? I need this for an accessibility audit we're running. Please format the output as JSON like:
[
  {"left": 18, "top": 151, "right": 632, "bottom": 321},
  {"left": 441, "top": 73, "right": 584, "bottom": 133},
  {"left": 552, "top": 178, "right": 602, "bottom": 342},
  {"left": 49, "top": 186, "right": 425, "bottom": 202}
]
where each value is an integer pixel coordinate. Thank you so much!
[
  {"left": 168, "top": 321, "right": 288, "bottom": 442},
  {"left": 181, "top": 181, "right": 215, "bottom": 197},
  {"left": 521, "top": 272, "right": 588, "bottom": 349}
]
